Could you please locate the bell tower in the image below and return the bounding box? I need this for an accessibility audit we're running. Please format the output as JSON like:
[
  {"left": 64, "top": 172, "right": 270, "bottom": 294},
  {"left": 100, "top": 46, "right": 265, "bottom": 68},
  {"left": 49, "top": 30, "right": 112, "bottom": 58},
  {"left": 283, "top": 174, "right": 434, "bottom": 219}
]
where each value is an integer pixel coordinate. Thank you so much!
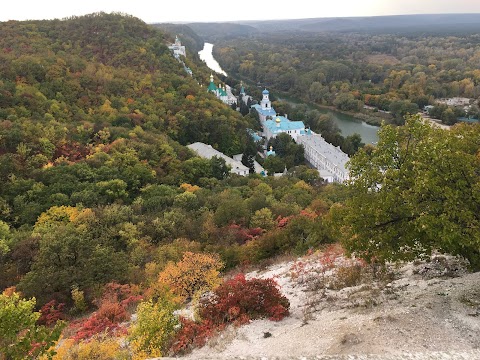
[{"left": 261, "top": 89, "right": 271, "bottom": 110}]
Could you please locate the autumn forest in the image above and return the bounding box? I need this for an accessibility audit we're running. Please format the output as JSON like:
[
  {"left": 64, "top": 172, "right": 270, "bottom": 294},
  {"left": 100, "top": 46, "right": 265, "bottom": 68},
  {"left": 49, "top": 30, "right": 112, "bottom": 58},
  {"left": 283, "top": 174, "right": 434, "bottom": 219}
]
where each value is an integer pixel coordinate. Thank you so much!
[{"left": 0, "top": 12, "right": 479, "bottom": 360}]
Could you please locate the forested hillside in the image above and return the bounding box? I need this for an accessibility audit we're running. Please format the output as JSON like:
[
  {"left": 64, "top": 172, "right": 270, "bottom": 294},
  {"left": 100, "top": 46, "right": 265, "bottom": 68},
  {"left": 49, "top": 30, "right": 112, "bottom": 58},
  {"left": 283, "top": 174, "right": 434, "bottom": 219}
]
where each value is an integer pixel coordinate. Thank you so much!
[
  {"left": 0, "top": 13, "right": 339, "bottom": 358},
  {"left": 212, "top": 30, "right": 480, "bottom": 124},
  {"left": 237, "top": 14, "right": 480, "bottom": 34},
  {"left": 1, "top": 12, "right": 479, "bottom": 360},
  {"left": 151, "top": 23, "right": 205, "bottom": 54}
]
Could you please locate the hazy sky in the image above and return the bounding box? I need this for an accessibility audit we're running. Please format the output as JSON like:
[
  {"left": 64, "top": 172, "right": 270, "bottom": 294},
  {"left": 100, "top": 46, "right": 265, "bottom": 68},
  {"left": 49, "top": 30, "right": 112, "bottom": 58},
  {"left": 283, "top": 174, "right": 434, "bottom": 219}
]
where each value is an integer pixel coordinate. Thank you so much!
[{"left": 2, "top": 0, "right": 480, "bottom": 23}]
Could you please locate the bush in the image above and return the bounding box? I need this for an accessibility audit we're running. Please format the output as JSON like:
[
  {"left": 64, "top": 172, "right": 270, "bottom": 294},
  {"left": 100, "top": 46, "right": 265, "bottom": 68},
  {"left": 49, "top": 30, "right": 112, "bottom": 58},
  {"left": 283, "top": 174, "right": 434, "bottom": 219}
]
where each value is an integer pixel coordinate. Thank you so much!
[
  {"left": 70, "top": 313, "right": 123, "bottom": 342},
  {"left": 129, "top": 294, "right": 178, "bottom": 359},
  {"left": 69, "top": 283, "right": 141, "bottom": 341},
  {"left": 199, "top": 274, "right": 290, "bottom": 324},
  {"left": 169, "top": 317, "right": 217, "bottom": 355},
  {"left": 71, "top": 286, "right": 87, "bottom": 313},
  {"left": 157, "top": 252, "right": 223, "bottom": 302},
  {"left": 38, "top": 300, "right": 66, "bottom": 326},
  {"left": 170, "top": 274, "right": 290, "bottom": 355},
  {"left": 0, "top": 292, "right": 64, "bottom": 360},
  {"left": 331, "top": 262, "right": 364, "bottom": 290},
  {"left": 52, "top": 337, "right": 130, "bottom": 360}
]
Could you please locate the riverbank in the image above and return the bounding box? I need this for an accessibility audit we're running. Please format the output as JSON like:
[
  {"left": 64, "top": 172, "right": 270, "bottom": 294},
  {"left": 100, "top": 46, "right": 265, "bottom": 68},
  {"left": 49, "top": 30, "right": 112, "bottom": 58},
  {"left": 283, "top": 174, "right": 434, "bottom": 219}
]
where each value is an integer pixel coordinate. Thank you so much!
[
  {"left": 273, "top": 92, "right": 384, "bottom": 127},
  {"left": 199, "top": 44, "right": 379, "bottom": 143},
  {"left": 273, "top": 93, "right": 380, "bottom": 144},
  {"left": 311, "top": 103, "right": 387, "bottom": 127}
]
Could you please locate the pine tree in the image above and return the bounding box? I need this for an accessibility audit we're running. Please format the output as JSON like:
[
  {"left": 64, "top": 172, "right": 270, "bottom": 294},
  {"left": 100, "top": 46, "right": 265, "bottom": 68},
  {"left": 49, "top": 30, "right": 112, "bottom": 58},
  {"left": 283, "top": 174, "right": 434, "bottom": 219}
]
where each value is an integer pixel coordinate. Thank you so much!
[{"left": 241, "top": 136, "right": 257, "bottom": 174}]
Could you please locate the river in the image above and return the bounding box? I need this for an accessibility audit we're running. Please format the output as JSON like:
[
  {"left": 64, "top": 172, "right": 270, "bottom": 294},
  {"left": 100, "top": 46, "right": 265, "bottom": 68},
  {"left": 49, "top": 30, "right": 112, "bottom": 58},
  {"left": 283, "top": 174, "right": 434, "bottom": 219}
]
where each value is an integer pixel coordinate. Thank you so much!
[
  {"left": 277, "top": 95, "right": 380, "bottom": 145},
  {"left": 199, "top": 43, "right": 227, "bottom": 76},
  {"left": 198, "top": 43, "right": 379, "bottom": 144},
  {"left": 318, "top": 108, "right": 379, "bottom": 145}
]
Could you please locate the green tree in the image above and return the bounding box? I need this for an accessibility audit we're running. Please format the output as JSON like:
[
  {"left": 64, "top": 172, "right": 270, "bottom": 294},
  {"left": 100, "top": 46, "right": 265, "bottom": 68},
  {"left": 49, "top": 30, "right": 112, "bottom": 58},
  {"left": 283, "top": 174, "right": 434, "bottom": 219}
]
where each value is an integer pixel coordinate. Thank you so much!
[
  {"left": 241, "top": 135, "right": 257, "bottom": 174},
  {"left": 389, "top": 100, "right": 419, "bottom": 125},
  {"left": 0, "top": 292, "right": 64, "bottom": 360},
  {"left": 333, "top": 93, "right": 362, "bottom": 111},
  {"left": 342, "top": 133, "right": 364, "bottom": 156},
  {"left": 129, "top": 294, "right": 178, "bottom": 359},
  {"left": 441, "top": 107, "right": 457, "bottom": 125},
  {"left": 0, "top": 220, "right": 11, "bottom": 255},
  {"left": 335, "top": 115, "right": 480, "bottom": 268},
  {"left": 263, "top": 155, "right": 285, "bottom": 175},
  {"left": 250, "top": 207, "right": 275, "bottom": 230},
  {"left": 210, "top": 156, "right": 230, "bottom": 180},
  {"left": 19, "top": 219, "right": 129, "bottom": 305},
  {"left": 214, "top": 191, "right": 249, "bottom": 227}
]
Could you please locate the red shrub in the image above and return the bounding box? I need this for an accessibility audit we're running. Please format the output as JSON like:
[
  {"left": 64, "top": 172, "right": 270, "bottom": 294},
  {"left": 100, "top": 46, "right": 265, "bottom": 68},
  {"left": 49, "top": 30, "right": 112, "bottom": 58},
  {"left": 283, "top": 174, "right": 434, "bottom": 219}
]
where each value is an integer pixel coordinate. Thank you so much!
[
  {"left": 319, "top": 244, "right": 344, "bottom": 270},
  {"left": 38, "top": 300, "right": 65, "bottom": 326},
  {"left": 97, "top": 282, "right": 142, "bottom": 309},
  {"left": 247, "top": 227, "right": 264, "bottom": 238},
  {"left": 199, "top": 274, "right": 290, "bottom": 324},
  {"left": 54, "top": 141, "right": 90, "bottom": 162},
  {"left": 170, "top": 318, "right": 218, "bottom": 355},
  {"left": 218, "top": 224, "right": 265, "bottom": 245},
  {"left": 276, "top": 215, "right": 293, "bottom": 228},
  {"left": 96, "top": 301, "right": 129, "bottom": 324},
  {"left": 169, "top": 274, "right": 289, "bottom": 355},
  {"left": 70, "top": 313, "right": 122, "bottom": 342},
  {"left": 69, "top": 282, "right": 141, "bottom": 342}
]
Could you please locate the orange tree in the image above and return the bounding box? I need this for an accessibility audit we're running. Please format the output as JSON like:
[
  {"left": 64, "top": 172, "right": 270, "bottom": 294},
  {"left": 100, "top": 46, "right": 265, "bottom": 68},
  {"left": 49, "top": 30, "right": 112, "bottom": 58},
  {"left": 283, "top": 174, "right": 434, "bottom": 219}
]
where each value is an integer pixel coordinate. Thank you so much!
[{"left": 157, "top": 252, "right": 223, "bottom": 302}]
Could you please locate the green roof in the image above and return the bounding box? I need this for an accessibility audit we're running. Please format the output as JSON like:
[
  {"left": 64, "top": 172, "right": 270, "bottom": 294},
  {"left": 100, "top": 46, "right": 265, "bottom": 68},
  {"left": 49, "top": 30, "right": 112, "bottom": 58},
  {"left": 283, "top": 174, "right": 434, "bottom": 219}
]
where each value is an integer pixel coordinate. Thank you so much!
[{"left": 207, "top": 81, "right": 217, "bottom": 92}]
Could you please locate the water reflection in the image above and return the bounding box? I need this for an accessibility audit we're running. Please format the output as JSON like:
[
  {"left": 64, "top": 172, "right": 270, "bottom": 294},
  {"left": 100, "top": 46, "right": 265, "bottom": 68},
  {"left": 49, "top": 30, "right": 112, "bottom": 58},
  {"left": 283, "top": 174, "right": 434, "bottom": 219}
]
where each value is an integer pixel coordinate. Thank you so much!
[{"left": 198, "top": 43, "right": 227, "bottom": 76}]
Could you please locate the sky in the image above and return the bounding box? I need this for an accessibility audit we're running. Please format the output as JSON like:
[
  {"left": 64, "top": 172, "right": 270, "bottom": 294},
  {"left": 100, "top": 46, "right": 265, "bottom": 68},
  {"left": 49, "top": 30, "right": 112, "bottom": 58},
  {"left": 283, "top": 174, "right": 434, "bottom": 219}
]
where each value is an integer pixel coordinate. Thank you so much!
[{"left": 2, "top": 0, "right": 480, "bottom": 23}]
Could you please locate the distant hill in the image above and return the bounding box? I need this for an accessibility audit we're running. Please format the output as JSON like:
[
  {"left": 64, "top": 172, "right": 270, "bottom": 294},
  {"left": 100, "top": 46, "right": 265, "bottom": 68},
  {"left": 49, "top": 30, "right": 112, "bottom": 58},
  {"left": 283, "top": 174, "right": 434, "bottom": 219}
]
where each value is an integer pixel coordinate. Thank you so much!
[
  {"left": 152, "top": 23, "right": 205, "bottom": 54},
  {"left": 186, "top": 22, "right": 258, "bottom": 41},
  {"left": 237, "top": 13, "right": 480, "bottom": 34}
]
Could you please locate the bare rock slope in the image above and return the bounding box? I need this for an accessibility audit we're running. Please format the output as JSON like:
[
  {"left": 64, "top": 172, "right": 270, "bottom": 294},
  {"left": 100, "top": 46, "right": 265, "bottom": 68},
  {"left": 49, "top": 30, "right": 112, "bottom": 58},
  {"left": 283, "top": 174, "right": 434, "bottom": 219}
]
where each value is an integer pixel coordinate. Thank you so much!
[{"left": 181, "top": 252, "right": 480, "bottom": 359}]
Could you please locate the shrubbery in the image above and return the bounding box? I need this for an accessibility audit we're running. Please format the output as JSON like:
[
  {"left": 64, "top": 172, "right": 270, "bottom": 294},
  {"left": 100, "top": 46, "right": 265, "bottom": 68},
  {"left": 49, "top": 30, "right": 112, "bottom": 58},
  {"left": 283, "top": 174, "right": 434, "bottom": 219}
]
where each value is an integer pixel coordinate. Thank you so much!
[
  {"left": 68, "top": 283, "right": 142, "bottom": 342},
  {"left": 51, "top": 337, "right": 130, "bottom": 360},
  {"left": 129, "top": 294, "right": 179, "bottom": 359},
  {"left": 157, "top": 252, "right": 223, "bottom": 302},
  {"left": 0, "top": 292, "right": 64, "bottom": 360},
  {"left": 170, "top": 274, "right": 289, "bottom": 354}
]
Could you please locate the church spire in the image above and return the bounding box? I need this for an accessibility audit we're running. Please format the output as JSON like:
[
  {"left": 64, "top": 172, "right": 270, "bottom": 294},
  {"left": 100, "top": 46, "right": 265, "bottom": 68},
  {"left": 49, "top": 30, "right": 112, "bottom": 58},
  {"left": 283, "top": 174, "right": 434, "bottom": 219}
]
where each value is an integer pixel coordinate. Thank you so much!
[{"left": 207, "top": 74, "right": 217, "bottom": 93}]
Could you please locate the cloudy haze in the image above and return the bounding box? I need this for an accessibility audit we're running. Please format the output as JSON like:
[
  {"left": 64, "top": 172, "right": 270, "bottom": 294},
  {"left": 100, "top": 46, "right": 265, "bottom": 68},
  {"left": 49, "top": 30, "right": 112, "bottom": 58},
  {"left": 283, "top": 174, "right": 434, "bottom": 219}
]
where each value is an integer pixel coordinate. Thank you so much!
[{"left": 2, "top": 0, "right": 480, "bottom": 23}]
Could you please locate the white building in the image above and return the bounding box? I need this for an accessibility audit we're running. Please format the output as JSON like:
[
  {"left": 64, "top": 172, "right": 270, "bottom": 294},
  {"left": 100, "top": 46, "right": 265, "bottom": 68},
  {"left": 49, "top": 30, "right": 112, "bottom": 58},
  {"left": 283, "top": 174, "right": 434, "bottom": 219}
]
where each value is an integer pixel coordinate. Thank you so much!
[
  {"left": 437, "top": 97, "right": 471, "bottom": 107},
  {"left": 252, "top": 89, "right": 277, "bottom": 122},
  {"left": 232, "top": 154, "right": 264, "bottom": 174},
  {"left": 297, "top": 134, "right": 350, "bottom": 183},
  {"left": 251, "top": 89, "right": 305, "bottom": 141},
  {"left": 168, "top": 35, "right": 186, "bottom": 58},
  {"left": 207, "top": 75, "right": 237, "bottom": 106},
  {"left": 187, "top": 142, "right": 249, "bottom": 176},
  {"left": 263, "top": 115, "right": 305, "bottom": 141}
]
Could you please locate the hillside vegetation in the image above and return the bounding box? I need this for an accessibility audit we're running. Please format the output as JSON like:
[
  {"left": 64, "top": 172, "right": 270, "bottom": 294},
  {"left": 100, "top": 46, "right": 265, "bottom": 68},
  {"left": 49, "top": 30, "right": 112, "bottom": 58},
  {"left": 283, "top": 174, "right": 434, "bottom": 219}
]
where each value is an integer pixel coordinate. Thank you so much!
[
  {"left": 0, "top": 13, "right": 340, "bottom": 359},
  {"left": 0, "top": 12, "right": 479, "bottom": 360}
]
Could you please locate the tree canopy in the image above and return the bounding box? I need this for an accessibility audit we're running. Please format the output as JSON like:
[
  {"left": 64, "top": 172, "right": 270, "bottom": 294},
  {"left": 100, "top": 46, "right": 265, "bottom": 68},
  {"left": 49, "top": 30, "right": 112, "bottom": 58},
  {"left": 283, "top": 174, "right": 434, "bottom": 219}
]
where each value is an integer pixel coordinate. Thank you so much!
[{"left": 335, "top": 115, "right": 480, "bottom": 268}]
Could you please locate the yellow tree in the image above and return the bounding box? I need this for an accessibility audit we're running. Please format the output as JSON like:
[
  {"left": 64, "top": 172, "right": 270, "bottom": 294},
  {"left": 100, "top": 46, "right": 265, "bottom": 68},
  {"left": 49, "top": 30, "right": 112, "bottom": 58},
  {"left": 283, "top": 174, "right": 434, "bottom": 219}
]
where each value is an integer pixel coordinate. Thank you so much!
[{"left": 157, "top": 252, "right": 223, "bottom": 302}]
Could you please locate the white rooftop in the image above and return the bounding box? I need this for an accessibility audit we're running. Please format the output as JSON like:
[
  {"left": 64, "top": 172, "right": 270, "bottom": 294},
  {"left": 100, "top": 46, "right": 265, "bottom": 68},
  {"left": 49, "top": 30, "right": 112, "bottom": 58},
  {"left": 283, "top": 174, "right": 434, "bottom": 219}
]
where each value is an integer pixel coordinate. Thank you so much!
[
  {"left": 233, "top": 154, "right": 264, "bottom": 174},
  {"left": 298, "top": 134, "right": 350, "bottom": 171},
  {"left": 187, "top": 142, "right": 249, "bottom": 174}
]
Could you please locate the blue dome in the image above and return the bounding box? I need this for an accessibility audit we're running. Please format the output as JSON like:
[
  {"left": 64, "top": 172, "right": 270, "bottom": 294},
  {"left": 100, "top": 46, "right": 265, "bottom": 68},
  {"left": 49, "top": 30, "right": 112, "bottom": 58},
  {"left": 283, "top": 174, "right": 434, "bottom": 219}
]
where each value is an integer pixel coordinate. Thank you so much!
[{"left": 262, "top": 89, "right": 269, "bottom": 95}]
